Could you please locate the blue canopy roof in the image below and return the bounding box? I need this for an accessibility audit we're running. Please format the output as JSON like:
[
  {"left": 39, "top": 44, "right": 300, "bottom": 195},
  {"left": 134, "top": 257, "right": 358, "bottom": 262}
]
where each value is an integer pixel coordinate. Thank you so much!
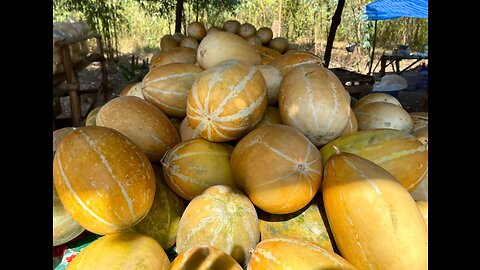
[{"left": 364, "top": 0, "right": 428, "bottom": 21}]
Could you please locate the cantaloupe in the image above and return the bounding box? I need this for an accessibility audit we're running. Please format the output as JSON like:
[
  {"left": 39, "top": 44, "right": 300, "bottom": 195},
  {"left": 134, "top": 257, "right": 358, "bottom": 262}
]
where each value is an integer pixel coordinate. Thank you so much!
[
  {"left": 270, "top": 50, "right": 323, "bottom": 76},
  {"left": 53, "top": 126, "right": 156, "bottom": 235},
  {"left": 170, "top": 245, "right": 243, "bottom": 270},
  {"left": 354, "top": 101, "right": 413, "bottom": 133},
  {"left": 223, "top": 20, "right": 241, "bottom": 33},
  {"left": 323, "top": 152, "right": 428, "bottom": 270},
  {"left": 320, "top": 129, "right": 428, "bottom": 191},
  {"left": 66, "top": 232, "right": 170, "bottom": 270},
  {"left": 256, "top": 27, "right": 273, "bottom": 44},
  {"left": 130, "top": 165, "right": 186, "bottom": 250},
  {"left": 186, "top": 60, "right": 267, "bottom": 142},
  {"left": 268, "top": 37, "right": 289, "bottom": 54},
  {"left": 141, "top": 63, "right": 202, "bottom": 118},
  {"left": 248, "top": 237, "right": 358, "bottom": 270},
  {"left": 96, "top": 96, "right": 180, "bottom": 162},
  {"left": 231, "top": 124, "right": 323, "bottom": 214},
  {"left": 162, "top": 138, "right": 235, "bottom": 200},
  {"left": 237, "top": 22, "right": 256, "bottom": 39},
  {"left": 279, "top": 64, "right": 351, "bottom": 146},
  {"left": 196, "top": 31, "right": 261, "bottom": 69},
  {"left": 176, "top": 185, "right": 260, "bottom": 266},
  {"left": 187, "top": 22, "right": 207, "bottom": 41}
]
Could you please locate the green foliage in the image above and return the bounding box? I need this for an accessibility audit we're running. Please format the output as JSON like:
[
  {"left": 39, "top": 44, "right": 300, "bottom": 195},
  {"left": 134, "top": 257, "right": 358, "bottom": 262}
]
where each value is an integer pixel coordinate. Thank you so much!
[{"left": 117, "top": 54, "right": 150, "bottom": 83}]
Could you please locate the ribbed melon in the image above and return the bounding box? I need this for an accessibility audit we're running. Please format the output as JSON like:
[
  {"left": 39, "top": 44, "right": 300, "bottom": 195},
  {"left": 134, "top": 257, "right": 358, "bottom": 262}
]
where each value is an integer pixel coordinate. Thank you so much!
[
  {"left": 252, "top": 45, "right": 281, "bottom": 64},
  {"left": 176, "top": 185, "right": 260, "bottom": 266},
  {"left": 151, "top": 47, "right": 197, "bottom": 69},
  {"left": 354, "top": 102, "right": 413, "bottom": 133},
  {"left": 170, "top": 245, "right": 243, "bottom": 270},
  {"left": 66, "top": 232, "right": 170, "bottom": 270},
  {"left": 352, "top": 92, "right": 402, "bottom": 109},
  {"left": 270, "top": 50, "right": 322, "bottom": 76},
  {"left": 320, "top": 129, "right": 428, "bottom": 191},
  {"left": 162, "top": 138, "right": 235, "bottom": 200},
  {"left": 248, "top": 237, "right": 358, "bottom": 270},
  {"left": 323, "top": 152, "right": 428, "bottom": 270}
]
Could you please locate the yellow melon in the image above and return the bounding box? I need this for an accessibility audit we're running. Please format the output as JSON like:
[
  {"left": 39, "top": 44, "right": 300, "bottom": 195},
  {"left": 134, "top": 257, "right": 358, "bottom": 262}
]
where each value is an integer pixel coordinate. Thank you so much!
[
  {"left": 354, "top": 101, "right": 413, "bottom": 133},
  {"left": 323, "top": 152, "right": 428, "bottom": 270},
  {"left": 162, "top": 138, "right": 235, "bottom": 200},
  {"left": 187, "top": 22, "right": 207, "bottom": 41},
  {"left": 207, "top": 26, "right": 222, "bottom": 35},
  {"left": 180, "top": 36, "right": 199, "bottom": 50},
  {"left": 237, "top": 22, "right": 256, "bottom": 39},
  {"left": 268, "top": 37, "right": 289, "bottom": 54},
  {"left": 179, "top": 116, "right": 200, "bottom": 141},
  {"left": 231, "top": 124, "right": 323, "bottom": 214},
  {"left": 223, "top": 20, "right": 241, "bottom": 33},
  {"left": 186, "top": 60, "right": 267, "bottom": 142},
  {"left": 256, "top": 64, "right": 282, "bottom": 105},
  {"left": 142, "top": 63, "right": 202, "bottom": 118},
  {"left": 352, "top": 92, "right": 402, "bottom": 109},
  {"left": 252, "top": 45, "right": 281, "bottom": 64},
  {"left": 255, "top": 106, "right": 282, "bottom": 128},
  {"left": 416, "top": 200, "right": 428, "bottom": 229},
  {"left": 150, "top": 47, "right": 197, "bottom": 69},
  {"left": 176, "top": 185, "right": 260, "bottom": 266},
  {"left": 270, "top": 50, "right": 323, "bottom": 76},
  {"left": 53, "top": 126, "right": 156, "bottom": 235},
  {"left": 66, "top": 232, "right": 170, "bottom": 270},
  {"left": 246, "top": 35, "right": 262, "bottom": 46},
  {"left": 170, "top": 245, "right": 243, "bottom": 270}
]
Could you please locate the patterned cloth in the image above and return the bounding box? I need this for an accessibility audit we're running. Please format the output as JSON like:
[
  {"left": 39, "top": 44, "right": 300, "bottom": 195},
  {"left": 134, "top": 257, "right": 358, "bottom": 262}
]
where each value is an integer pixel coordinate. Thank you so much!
[{"left": 53, "top": 231, "right": 101, "bottom": 270}]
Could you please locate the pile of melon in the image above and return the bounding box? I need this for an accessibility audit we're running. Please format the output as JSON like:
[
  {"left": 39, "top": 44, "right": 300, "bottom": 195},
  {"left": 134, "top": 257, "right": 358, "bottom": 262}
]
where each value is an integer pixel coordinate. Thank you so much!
[
  {"left": 53, "top": 19, "right": 428, "bottom": 270},
  {"left": 53, "top": 20, "right": 91, "bottom": 75}
]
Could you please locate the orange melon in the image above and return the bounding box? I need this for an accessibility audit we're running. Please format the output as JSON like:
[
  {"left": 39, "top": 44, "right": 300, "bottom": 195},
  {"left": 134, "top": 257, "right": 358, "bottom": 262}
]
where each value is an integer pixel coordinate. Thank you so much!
[
  {"left": 186, "top": 60, "right": 267, "bottom": 142},
  {"left": 176, "top": 185, "right": 260, "bottom": 266},
  {"left": 187, "top": 22, "right": 207, "bottom": 41},
  {"left": 255, "top": 106, "right": 282, "bottom": 128},
  {"left": 142, "top": 63, "right": 202, "bottom": 118},
  {"left": 170, "top": 245, "right": 243, "bottom": 270},
  {"left": 150, "top": 47, "right": 197, "bottom": 69},
  {"left": 162, "top": 138, "right": 235, "bottom": 200},
  {"left": 196, "top": 31, "right": 261, "bottom": 69},
  {"left": 248, "top": 237, "right": 358, "bottom": 270},
  {"left": 270, "top": 50, "right": 323, "bottom": 76},
  {"left": 66, "top": 232, "right": 170, "bottom": 270},
  {"left": 53, "top": 126, "right": 155, "bottom": 235},
  {"left": 130, "top": 165, "right": 186, "bottom": 250},
  {"left": 252, "top": 45, "right": 281, "bottom": 64},
  {"left": 323, "top": 152, "right": 428, "bottom": 270},
  {"left": 279, "top": 64, "right": 351, "bottom": 146},
  {"left": 96, "top": 96, "right": 180, "bottom": 162},
  {"left": 231, "top": 124, "right": 323, "bottom": 214}
]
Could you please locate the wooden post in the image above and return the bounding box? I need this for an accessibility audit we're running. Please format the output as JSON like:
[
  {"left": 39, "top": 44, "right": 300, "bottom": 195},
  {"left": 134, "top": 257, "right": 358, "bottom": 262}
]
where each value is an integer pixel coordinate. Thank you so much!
[
  {"left": 96, "top": 35, "right": 110, "bottom": 105},
  {"left": 324, "top": 0, "right": 346, "bottom": 68},
  {"left": 60, "top": 45, "right": 82, "bottom": 127},
  {"left": 175, "top": 0, "right": 184, "bottom": 33},
  {"left": 368, "top": 20, "right": 378, "bottom": 75}
]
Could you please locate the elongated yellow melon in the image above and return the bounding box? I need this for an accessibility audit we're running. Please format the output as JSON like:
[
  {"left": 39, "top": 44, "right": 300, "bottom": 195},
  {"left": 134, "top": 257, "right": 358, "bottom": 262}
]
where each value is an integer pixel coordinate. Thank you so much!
[
  {"left": 231, "top": 124, "right": 323, "bottom": 214},
  {"left": 151, "top": 47, "right": 197, "bottom": 69},
  {"left": 354, "top": 101, "right": 413, "bottom": 133},
  {"left": 416, "top": 200, "right": 428, "bottom": 229},
  {"left": 323, "top": 152, "right": 428, "bottom": 270},
  {"left": 352, "top": 92, "right": 402, "bottom": 109},
  {"left": 66, "top": 232, "right": 170, "bottom": 270},
  {"left": 320, "top": 129, "right": 428, "bottom": 191},
  {"left": 176, "top": 185, "right": 260, "bottom": 266},
  {"left": 252, "top": 45, "right": 281, "bottom": 64},
  {"left": 162, "top": 138, "right": 235, "bottom": 200},
  {"left": 170, "top": 245, "right": 243, "bottom": 270},
  {"left": 53, "top": 126, "right": 155, "bottom": 235},
  {"left": 186, "top": 60, "right": 267, "bottom": 142},
  {"left": 340, "top": 106, "right": 358, "bottom": 137},
  {"left": 248, "top": 237, "right": 358, "bottom": 270},
  {"left": 270, "top": 50, "right": 322, "bottom": 76}
]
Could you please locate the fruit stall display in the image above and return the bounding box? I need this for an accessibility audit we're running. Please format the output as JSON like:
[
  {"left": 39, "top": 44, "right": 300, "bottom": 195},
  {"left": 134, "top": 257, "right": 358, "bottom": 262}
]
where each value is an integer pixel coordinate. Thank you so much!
[{"left": 53, "top": 19, "right": 428, "bottom": 270}]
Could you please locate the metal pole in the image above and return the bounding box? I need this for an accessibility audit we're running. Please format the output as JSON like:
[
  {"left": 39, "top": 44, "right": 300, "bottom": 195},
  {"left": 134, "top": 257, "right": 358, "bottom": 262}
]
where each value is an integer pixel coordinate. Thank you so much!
[{"left": 368, "top": 20, "right": 378, "bottom": 75}]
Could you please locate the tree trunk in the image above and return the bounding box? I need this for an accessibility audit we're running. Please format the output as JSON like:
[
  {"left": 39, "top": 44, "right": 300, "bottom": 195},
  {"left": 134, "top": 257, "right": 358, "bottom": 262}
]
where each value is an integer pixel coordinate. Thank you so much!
[
  {"left": 324, "top": 0, "right": 345, "bottom": 68},
  {"left": 175, "top": 0, "right": 184, "bottom": 33},
  {"left": 277, "top": 0, "right": 283, "bottom": 37}
]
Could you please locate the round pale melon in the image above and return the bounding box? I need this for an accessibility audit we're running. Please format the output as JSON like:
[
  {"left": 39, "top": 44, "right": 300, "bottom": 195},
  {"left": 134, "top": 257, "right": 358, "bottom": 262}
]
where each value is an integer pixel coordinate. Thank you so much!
[
  {"left": 150, "top": 47, "right": 197, "bottom": 69},
  {"left": 119, "top": 82, "right": 145, "bottom": 99},
  {"left": 353, "top": 92, "right": 402, "bottom": 109},
  {"left": 256, "top": 27, "right": 273, "bottom": 44},
  {"left": 196, "top": 31, "right": 261, "bottom": 69},
  {"left": 248, "top": 237, "right": 357, "bottom": 270},
  {"left": 96, "top": 96, "right": 180, "bottom": 162},
  {"left": 142, "top": 63, "right": 203, "bottom": 118},
  {"left": 162, "top": 138, "right": 235, "bottom": 200},
  {"left": 131, "top": 165, "right": 186, "bottom": 250},
  {"left": 172, "top": 32, "right": 185, "bottom": 43},
  {"left": 410, "top": 174, "right": 428, "bottom": 201},
  {"left": 66, "top": 232, "right": 170, "bottom": 270},
  {"left": 340, "top": 107, "right": 358, "bottom": 136},
  {"left": 53, "top": 127, "right": 85, "bottom": 246},
  {"left": 180, "top": 36, "right": 199, "bottom": 50},
  {"left": 323, "top": 152, "right": 428, "bottom": 270},
  {"left": 320, "top": 129, "right": 428, "bottom": 191},
  {"left": 161, "top": 34, "right": 179, "bottom": 50},
  {"left": 171, "top": 245, "right": 243, "bottom": 270},
  {"left": 255, "top": 106, "right": 282, "bottom": 128},
  {"left": 187, "top": 22, "right": 207, "bottom": 41},
  {"left": 237, "top": 22, "right": 256, "bottom": 39},
  {"left": 207, "top": 26, "right": 222, "bottom": 35},
  {"left": 258, "top": 195, "right": 334, "bottom": 251},
  {"left": 252, "top": 45, "right": 281, "bottom": 64},
  {"left": 279, "top": 64, "right": 351, "bottom": 146},
  {"left": 354, "top": 101, "right": 414, "bottom": 133},
  {"left": 223, "top": 20, "right": 241, "bottom": 33},
  {"left": 416, "top": 201, "right": 428, "bottom": 229},
  {"left": 246, "top": 35, "right": 262, "bottom": 46},
  {"left": 186, "top": 60, "right": 267, "bottom": 142},
  {"left": 270, "top": 50, "right": 323, "bottom": 76},
  {"left": 176, "top": 185, "right": 260, "bottom": 266},
  {"left": 85, "top": 106, "right": 101, "bottom": 126},
  {"left": 53, "top": 126, "right": 156, "bottom": 235},
  {"left": 256, "top": 64, "right": 282, "bottom": 105},
  {"left": 179, "top": 116, "right": 200, "bottom": 141},
  {"left": 231, "top": 124, "right": 323, "bottom": 214},
  {"left": 268, "top": 37, "right": 289, "bottom": 54}
]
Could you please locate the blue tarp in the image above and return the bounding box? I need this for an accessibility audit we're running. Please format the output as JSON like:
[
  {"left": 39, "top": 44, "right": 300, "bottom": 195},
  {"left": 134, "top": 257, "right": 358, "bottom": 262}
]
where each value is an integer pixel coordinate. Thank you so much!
[{"left": 364, "top": 0, "right": 428, "bottom": 21}]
